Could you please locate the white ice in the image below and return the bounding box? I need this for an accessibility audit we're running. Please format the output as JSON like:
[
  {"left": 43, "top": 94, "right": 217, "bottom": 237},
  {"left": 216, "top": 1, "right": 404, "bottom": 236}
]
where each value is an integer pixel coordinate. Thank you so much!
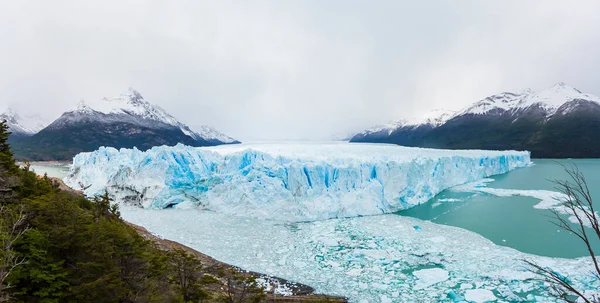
[
  {"left": 65, "top": 143, "right": 531, "bottom": 222},
  {"left": 65, "top": 142, "right": 597, "bottom": 302},
  {"left": 120, "top": 207, "right": 597, "bottom": 303},
  {"left": 464, "top": 289, "right": 497, "bottom": 302},
  {"left": 413, "top": 268, "right": 449, "bottom": 290}
]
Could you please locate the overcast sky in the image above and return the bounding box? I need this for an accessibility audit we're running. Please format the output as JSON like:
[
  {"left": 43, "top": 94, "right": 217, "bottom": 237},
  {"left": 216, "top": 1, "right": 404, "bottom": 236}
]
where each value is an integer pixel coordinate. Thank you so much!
[{"left": 1, "top": 1, "right": 600, "bottom": 141}]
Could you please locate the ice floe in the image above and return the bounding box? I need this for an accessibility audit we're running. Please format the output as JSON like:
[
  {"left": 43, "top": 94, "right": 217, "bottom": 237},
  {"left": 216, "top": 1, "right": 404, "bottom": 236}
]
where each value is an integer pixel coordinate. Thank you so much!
[{"left": 121, "top": 207, "right": 597, "bottom": 303}]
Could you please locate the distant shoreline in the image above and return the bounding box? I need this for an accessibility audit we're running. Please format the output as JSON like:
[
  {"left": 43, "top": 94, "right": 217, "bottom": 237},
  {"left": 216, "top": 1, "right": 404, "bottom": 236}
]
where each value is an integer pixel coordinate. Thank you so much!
[{"left": 18, "top": 161, "right": 71, "bottom": 166}]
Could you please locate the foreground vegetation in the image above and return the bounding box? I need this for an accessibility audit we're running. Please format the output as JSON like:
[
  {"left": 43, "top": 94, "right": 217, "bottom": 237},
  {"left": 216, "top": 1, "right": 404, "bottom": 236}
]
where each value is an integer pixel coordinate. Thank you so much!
[
  {"left": 0, "top": 121, "right": 269, "bottom": 303},
  {"left": 0, "top": 121, "right": 345, "bottom": 303}
]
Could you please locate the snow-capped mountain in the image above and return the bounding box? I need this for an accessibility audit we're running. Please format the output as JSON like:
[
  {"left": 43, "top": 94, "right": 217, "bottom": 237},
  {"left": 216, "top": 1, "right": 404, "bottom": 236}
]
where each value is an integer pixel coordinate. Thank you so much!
[
  {"left": 47, "top": 88, "right": 238, "bottom": 144},
  {"left": 354, "top": 109, "right": 456, "bottom": 140},
  {"left": 407, "top": 109, "right": 456, "bottom": 127},
  {"left": 191, "top": 125, "right": 238, "bottom": 144},
  {"left": 11, "top": 89, "right": 239, "bottom": 160},
  {"left": 359, "top": 120, "right": 408, "bottom": 137},
  {"left": 458, "top": 83, "right": 600, "bottom": 117},
  {"left": 0, "top": 108, "right": 50, "bottom": 136},
  {"left": 351, "top": 83, "right": 600, "bottom": 158}
]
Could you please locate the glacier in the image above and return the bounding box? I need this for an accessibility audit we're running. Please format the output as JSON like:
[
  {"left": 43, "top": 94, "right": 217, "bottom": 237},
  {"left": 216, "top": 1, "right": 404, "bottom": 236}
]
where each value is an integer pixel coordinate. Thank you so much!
[
  {"left": 62, "top": 142, "right": 599, "bottom": 302},
  {"left": 65, "top": 142, "right": 531, "bottom": 221}
]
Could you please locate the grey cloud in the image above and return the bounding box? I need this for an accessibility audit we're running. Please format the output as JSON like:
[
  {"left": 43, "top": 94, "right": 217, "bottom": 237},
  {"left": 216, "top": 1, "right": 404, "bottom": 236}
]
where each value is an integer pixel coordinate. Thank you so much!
[{"left": 1, "top": 0, "right": 600, "bottom": 141}]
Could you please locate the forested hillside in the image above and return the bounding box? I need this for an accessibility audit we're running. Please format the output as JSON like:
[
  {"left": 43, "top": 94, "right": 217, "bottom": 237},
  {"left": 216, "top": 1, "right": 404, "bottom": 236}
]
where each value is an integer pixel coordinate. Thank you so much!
[{"left": 0, "top": 120, "right": 343, "bottom": 303}]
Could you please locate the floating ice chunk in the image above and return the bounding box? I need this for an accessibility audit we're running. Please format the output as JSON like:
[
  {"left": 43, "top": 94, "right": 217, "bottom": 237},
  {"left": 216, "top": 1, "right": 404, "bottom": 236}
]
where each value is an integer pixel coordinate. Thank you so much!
[
  {"left": 452, "top": 180, "right": 597, "bottom": 227},
  {"left": 579, "top": 291, "right": 600, "bottom": 303},
  {"left": 413, "top": 268, "right": 449, "bottom": 290},
  {"left": 66, "top": 143, "right": 531, "bottom": 222},
  {"left": 120, "top": 208, "right": 597, "bottom": 303},
  {"left": 438, "top": 198, "right": 463, "bottom": 202},
  {"left": 464, "top": 289, "right": 497, "bottom": 302},
  {"left": 495, "top": 285, "right": 521, "bottom": 302},
  {"left": 321, "top": 238, "right": 339, "bottom": 246}
]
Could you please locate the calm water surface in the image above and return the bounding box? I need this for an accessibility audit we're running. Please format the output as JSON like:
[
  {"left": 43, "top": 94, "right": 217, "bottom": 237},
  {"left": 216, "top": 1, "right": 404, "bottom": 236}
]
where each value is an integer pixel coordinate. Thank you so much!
[
  {"left": 400, "top": 159, "right": 600, "bottom": 258},
  {"left": 29, "top": 163, "right": 71, "bottom": 179}
]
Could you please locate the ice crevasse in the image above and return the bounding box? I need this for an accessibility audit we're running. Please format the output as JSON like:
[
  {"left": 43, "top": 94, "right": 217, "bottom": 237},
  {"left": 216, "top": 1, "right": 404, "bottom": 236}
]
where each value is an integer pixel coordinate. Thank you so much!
[{"left": 65, "top": 143, "right": 531, "bottom": 221}]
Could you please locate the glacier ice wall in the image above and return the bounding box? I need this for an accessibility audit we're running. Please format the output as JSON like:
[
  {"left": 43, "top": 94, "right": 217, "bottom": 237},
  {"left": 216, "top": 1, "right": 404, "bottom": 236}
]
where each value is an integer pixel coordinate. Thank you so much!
[{"left": 65, "top": 143, "right": 531, "bottom": 221}]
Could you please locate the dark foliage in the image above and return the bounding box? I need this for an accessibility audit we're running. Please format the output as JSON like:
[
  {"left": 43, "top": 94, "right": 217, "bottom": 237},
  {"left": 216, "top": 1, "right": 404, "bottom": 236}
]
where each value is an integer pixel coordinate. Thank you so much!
[
  {"left": 10, "top": 121, "right": 211, "bottom": 161},
  {"left": 0, "top": 123, "right": 264, "bottom": 302}
]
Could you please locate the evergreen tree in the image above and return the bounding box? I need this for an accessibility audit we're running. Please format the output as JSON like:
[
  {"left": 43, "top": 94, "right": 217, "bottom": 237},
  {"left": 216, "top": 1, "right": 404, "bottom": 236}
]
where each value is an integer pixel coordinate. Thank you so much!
[
  {"left": 0, "top": 120, "right": 280, "bottom": 303},
  {"left": 0, "top": 120, "right": 16, "bottom": 175},
  {"left": 170, "top": 249, "right": 210, "bottom": 302}
]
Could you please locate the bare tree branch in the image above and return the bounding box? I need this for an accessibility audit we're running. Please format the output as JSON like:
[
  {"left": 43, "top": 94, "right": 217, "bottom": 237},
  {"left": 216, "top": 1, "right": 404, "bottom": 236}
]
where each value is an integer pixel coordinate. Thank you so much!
[
  {"left": 0, "top": 205, "right": 29, "bottom": 302},
  {"left": 525, "top": 165, "right": 600, "bottom": 302}
]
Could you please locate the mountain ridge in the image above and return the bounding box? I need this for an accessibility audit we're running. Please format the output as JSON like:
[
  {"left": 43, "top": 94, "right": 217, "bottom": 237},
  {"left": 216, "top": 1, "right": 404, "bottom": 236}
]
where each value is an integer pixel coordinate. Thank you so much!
[
  {"left": 351, "top": 83, "right": 600, "bottom": 158},
  {"left": 8, "top": 89, "right": 240, "bottom": 160},
  {"left": 49, "top": 88, "right": 238, "bottom": 144},
  {"left": 0, "top": 108, "right": 50, "bottom": 137}
]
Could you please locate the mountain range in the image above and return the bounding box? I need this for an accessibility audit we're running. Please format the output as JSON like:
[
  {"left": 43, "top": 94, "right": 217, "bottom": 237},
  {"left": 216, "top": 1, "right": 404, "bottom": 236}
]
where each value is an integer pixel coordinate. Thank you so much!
[
  {"left": 5, "top": 89, "right": 239, "bottom": 160},
  {"left": 0, "top": 109, "right": 49, "bottom": 138},
  {"left": 4, "top": 83, "right": 599, "bottom": 160},
  {"left": 351, "top": 83, "right": 600, "bottom": 158}
]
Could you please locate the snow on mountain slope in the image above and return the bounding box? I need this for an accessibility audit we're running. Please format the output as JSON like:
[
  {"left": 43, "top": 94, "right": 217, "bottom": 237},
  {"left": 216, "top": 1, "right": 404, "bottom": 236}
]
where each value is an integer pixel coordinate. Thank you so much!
[
  {"left": 357, "top": 83, "right": 600, "bottom": 140},
  {"left": 458, "top": 83, "right": 600, "bottom": 116},
  {"left": 193, "top": 125, "right": 238, "bottom": 144},
  {"left": 356, "top": 109, "right": 456, "bottom": 137},
  {"left": 456, "top": 91, "right": 525, "bottom": 116},
  {"left": 65, "top": 143, "right": 531, "bottom": 222},
  {"left": 359, "top": 120, "right": 408, "bottom": 136},
  {"left": 518, "top": 82, "right": 600, "bottom": 114},
  {"left": 56, "top": 88, "right": 238, "bottom": 144},
  {"left": 407, "top": 109, "right": 456, "bottom": 127},
  {"left": 1, "top": 108, "right": 49, "bottom": 135}
]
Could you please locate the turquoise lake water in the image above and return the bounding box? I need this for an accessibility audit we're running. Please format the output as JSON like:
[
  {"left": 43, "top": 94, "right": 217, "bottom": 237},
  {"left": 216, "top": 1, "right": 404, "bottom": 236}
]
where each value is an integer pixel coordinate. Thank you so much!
[
  {"left": 31, "top": 159, "right": 600, "bottom": 259},
  {"left": 400, "top": 159, "right": 600, "bottom": 258},
  {"left": 29, "top": 163, "right": 71, "bottom": 179}
]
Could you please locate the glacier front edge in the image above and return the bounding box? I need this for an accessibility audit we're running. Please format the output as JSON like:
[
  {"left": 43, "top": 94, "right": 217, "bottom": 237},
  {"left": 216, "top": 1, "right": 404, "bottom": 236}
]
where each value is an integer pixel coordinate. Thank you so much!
[{"left": 65, "top": 143, "right": 531, "bottom": 221}]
